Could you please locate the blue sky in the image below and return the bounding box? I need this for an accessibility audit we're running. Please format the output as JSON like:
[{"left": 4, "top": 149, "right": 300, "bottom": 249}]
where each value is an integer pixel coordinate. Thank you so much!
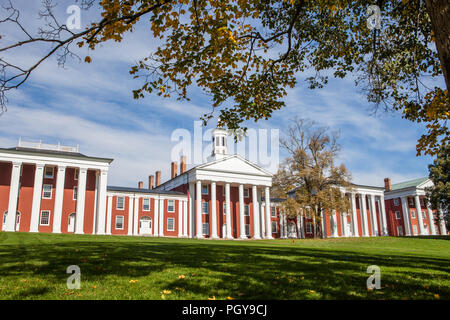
[{"left": 0, "top": 1, "right": 438, "bottom": 188}]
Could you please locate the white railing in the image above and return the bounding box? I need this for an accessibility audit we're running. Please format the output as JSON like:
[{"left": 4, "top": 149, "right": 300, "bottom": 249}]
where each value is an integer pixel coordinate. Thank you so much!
[{"left": 18, "top": 138, "right": 79, "bottom": 153}]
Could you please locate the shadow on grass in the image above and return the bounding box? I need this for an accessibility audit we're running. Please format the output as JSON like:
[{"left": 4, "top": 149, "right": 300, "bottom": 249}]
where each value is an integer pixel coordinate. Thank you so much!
[{"left": 0, "top": 233, "right": 449, "bottom": 299}]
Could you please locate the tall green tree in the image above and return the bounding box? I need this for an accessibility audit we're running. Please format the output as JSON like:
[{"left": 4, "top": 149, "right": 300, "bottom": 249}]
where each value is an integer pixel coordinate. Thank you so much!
[
  {"left": 0, "top": 0, "right": 448, "bottom": 154},
  {"left": 272, "top": 118, "right": 353, "bottom": 238},
  {"left": 426, "top": 144, "right": 449, "bottom": 229}
]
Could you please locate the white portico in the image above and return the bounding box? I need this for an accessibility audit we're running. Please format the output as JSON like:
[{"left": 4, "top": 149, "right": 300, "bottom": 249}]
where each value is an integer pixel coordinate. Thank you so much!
[{"left": 154, "top": 127, "right": 273, "bottom": 239}]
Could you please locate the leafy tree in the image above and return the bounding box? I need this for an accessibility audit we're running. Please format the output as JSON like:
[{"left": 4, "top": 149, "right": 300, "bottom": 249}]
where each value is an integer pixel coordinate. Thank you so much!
[
  {"left": 0, "top": 0, "right": 448, "bottom": 154},
  {"left": 272, "top": 118, "right": 353, "bottom": 238},
  {"left": 426, "top": 144, "right": 449, "bottom": 230}
]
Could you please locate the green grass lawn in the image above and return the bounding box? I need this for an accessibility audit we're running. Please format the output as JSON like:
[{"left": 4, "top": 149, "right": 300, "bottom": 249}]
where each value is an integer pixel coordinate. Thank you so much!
[{"left": 0, "top": 232, "right": 449, "bottom": 300}]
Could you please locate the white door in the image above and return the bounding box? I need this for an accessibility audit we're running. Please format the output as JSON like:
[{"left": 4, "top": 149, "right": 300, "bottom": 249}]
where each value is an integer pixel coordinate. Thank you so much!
[
  {"left": 139, "top": 218, "right": 152, "bottom": 234},
  {"left": 68, "top": 213, "right": 75, "bottom": 232},
  {"left": 288, "top": 222, "right": 297, "bottom": 238},
  {"left": 15, "top": 213, "right": 20, "bottom": 231}
]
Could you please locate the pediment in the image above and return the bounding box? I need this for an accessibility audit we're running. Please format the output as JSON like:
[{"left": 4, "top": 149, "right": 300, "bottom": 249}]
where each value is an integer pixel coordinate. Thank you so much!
[{"left": 196, "top": 155, "right": 272, "bottom": 177}]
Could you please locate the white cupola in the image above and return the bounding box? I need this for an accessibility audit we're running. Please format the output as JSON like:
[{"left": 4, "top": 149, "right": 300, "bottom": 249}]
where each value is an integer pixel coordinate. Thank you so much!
[{"left": 208, "top": 126, "right": 228, "bottom": 161}]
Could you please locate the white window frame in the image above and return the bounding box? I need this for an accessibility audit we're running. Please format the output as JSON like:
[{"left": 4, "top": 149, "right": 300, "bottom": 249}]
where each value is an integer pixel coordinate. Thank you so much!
[
  {"left": 74, "top": 168, "right": 79, "bottom": 180},
  {"left": 42, "top": 184, "right": 52, "bottom": 199},
  {"left": 413, "top": 225, "right": 418, "bottom": 235},
  {"left": 168, "top": 199, "right": 175, "bottom": 212},
  {"left": 271, "top": 206, "right": 276, "bottom": 217},
  {"left": 72, "top": 186, "right": 78, "bottom": 201},
  {"left": 271, "top": 221, "right": 277, "bottom": 233},
  {"left": 244, "top": 205, "right": 250, "bottom": 216},
  {"left": 40, "top": 210, "right": 50, "bottom": 226},
  {"left": 393, "top": 198, "right": 399, "bottom": 206},
  {"left": 408, "top": 198, "right": 414, "bottom": 206},
  {"left": 115, "top": 215, "right": 124, "bottom": 230},
  {"left": 44, "top": 167, "right": 54, "bottom": 179},
  {"left": 2, "top": 211, "right": 7, "bottom": 224},
  {"left": 306, "top": 222, "right": 312, "bottom": 234},
  {"left": 245, "top": 224, "right": 250, "bottom": 236},
  {"left": 222, "top": 186, "right": 226, "bottom": 196},
  {"left": 116, "top": 196, "right": 125, "bottom": 210},
  {"left": 397, "top": 226, "right": 403, "bottom": 236},
  {"left": 201, "top": 185, "right": 208, "bottom": 195},
  {"left": 410, "top": 209, "right": 415, "bottom": 218},
  {"left": 223, "top": 203, "right": 227, "bottom": 215},
  {"left": 143, "top": 198, "right": 150, "bottom": 211},
  {"left": 202, "top": 222, "right": 209, "bottom": 235},
  {"left": 422, "top": 210, "right": 427, "bottom": 219},
  {"left": 395, "top": 211, "right": 401, "bottom": 220},
  {"left": 167, "top": 218, "right": 175, "bottom": 231},
  {"left": 202, "top": 202, "right": 209, "bottom": 215},
  {"left": 244, "top": 188, "right": 249, "bottom": 198}
]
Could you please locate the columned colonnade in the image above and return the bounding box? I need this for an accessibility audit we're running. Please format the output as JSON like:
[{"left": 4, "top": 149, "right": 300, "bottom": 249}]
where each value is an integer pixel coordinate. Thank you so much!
[
  {"left": 190, "top": 180, "right": 273, "bottom": 239},
  {"left": 2, "top": 159, "right": 109, "bottom": 234}
]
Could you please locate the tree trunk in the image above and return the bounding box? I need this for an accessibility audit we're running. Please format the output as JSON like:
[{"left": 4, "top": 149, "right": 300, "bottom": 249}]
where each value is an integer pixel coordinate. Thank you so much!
[{"left": 425, "top": 0, "right": 450, "bottom": 92}]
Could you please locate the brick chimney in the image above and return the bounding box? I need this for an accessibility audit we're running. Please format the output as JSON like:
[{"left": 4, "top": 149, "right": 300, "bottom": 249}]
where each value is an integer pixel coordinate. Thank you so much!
[
  {"left": 148, "top": 175, "right": 154, "bottom": 190},
  {"left": 155, "top": 170, "right": 161, "bottom": 187},
  {"left": 384, "top": 178, "right": 391, "bottom": 192},
  {"left": 138, "top": 181, "right": 143, "bottom": 189},
  {"left": 180, "top": 155, "right": 186, "bottom": 174},
  {"left": 171, "top": 161, "right": 178, "bottom": 179}
]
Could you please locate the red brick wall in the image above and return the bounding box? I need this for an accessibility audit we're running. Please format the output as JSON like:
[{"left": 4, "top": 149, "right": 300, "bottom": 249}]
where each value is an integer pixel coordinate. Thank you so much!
[{"left": 0, "top": 162, "right": 12, "bottom": 231}]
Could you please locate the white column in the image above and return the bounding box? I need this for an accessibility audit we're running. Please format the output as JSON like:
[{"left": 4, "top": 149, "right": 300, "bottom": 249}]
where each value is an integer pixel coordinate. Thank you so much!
[
  {"left": 5, "top": 161, "right": 22, "bottom": 231},
  {"left": 128, "top": 196, "right": 134, "bottom": 236},
  {"left": 265, "top": 186, "right": 273, "bottom": 239},
  {"left": 400, "top": 196, "right": 412, "bottom": 236},
  {"left": 196, "top": 180, "right": 202, "bottom": 238},
  {"left": 159, "top": 198, "right": 164, "bottom": 236},
  {"left": 183, "top": 200, "right": 188, "bottom": 237},
  {"left": 188, "top": 182, "right": 194, "bottom": 238},
  {"left": 426, "top": 202, "right": 436, "bottom": 235},
  {"left": 321, "top": 209, "right": 327, "bottom": 238},
  {"left": 438, "top": 208, "right": 447, "bottom": 235},
  {"left": 260, "top": 202, "right": 266, "bottom": 238},
  {"left": 296, "top": 214, "right": 302, "bottom": 238},
  {"left": 283, "top": 214, "right": 288, "bottom": 238},
  {"left": 360, "top": 194, "right": 369, "bottom": 237},
  {"left": 133, "top": 196, "right": 139, "bottom": 235},
  {"left": 106, "top": 195, "right": 112, "bottom": 235},
  {"left": 379, "top": 195, "right": 388, "bottom": 236},
  {"left": 225, "top": 182, "right": 233, "bottom": 239},
  {"left": 96, "top": 169, "right": 108, "bottom": 235},
  {"left": 331, "top": 210, "right": 339, "bottom": 237},
  {"left": 52, "top": 165, "right": 66, "bottom": 233},
  {"left": 414, "top": 195, "right": 425, "bottom": 236},
  {"left": 92, "top": 171, "right": 99, "bottom": 234},
  {"left": 341, "top": 212, "right": 348, "bottom": 237},
  {"left": 312, "top": 214, "right": 316, "bottom": 238},
  {"left": 75, "top": 167, "right": 87, "bottom": 234},
  {"left": 351, "top": 193, "right": 359, "bottom": 237},
  {"left": 30, "top": 163, "right": 44, "bottom": 233},
  {"left": 153, "top": 197, "right": 159, "bottom": 236},
  {"left": 252, "top": 185, "right": 261, "bottom": 239},
  {"left": 178, "top": 199, "right": 183, "bottom": 237},
  {"left": 238, "top": 184, "right": 246, "bottom": 239},
  {"left": 369, "top": 194, "right": 379, "bottom": 236},
  {"left": 211, "top": 182, "right": 218, "bottom": 239}
]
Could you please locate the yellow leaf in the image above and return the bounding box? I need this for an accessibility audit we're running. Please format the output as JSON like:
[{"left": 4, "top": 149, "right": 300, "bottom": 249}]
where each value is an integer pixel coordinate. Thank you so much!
[{"left": 84, "top": 56, "right": 92, "bottom": 63}]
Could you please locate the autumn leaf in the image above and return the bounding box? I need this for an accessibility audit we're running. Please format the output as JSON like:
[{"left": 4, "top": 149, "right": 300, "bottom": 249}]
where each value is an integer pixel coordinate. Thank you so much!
[{"left": 84, "top": 56, "right": 92, "bottom": 63}]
